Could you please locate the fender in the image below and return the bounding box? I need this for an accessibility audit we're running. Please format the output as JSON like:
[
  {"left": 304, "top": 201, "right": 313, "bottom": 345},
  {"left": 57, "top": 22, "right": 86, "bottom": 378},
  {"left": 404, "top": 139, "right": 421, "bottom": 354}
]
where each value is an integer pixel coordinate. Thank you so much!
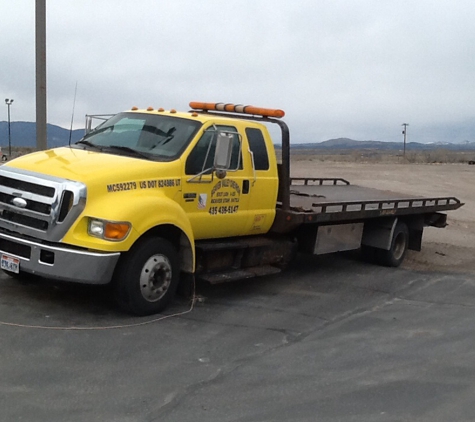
[{"left": 62, "top": 193, "right": 196, "bottom": 269}]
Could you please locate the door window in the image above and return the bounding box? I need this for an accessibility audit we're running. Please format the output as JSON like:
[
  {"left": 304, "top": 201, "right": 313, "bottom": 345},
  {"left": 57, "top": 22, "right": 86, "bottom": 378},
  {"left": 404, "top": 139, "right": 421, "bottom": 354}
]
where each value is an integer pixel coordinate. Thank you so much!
[
  {"left": 185, "top": 126, "right": 242, "bottom": 175},
  {"left": 245, "top": 127, "right": 269, "bottom": 171}
]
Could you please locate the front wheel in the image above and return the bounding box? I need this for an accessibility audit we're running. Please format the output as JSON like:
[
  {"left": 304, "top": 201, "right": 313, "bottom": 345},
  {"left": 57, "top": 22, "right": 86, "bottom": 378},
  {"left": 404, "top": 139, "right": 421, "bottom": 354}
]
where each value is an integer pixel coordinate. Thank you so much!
[
  {"left": 375, "top": 222, "right": 409, "bottom": 267},
  {"left": 113, "top": 237, "right": 180, "bottom": 316}
]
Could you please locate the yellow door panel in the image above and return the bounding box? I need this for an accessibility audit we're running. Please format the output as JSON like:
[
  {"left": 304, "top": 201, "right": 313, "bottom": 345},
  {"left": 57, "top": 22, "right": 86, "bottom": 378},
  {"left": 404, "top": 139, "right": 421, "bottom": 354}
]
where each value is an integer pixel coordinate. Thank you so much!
[{"left": 181, "top": 124, "right": 252, "bottom": 239}]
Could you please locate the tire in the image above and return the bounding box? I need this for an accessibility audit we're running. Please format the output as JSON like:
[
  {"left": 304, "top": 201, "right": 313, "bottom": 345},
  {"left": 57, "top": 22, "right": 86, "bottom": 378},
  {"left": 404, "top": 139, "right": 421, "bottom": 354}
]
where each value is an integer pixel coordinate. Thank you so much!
[
  {"left": 375, "top": 222, "right": 409, "bottom": 267},
  {"left": 176, "top": 272, "right": 195, "bottom": 299},
  {"left": 113, "top": 237, "right": 180, "bottom": 316},
  {"left": 1, "top": 155, "right": 7, "bottom": 162}
]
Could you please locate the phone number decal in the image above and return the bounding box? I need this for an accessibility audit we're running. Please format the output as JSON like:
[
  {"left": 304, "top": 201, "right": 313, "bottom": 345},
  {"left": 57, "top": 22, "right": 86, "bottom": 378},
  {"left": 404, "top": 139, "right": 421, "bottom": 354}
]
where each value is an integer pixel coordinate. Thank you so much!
[{"left": 209, "top": 205, "right": 239, "bottom": 215}]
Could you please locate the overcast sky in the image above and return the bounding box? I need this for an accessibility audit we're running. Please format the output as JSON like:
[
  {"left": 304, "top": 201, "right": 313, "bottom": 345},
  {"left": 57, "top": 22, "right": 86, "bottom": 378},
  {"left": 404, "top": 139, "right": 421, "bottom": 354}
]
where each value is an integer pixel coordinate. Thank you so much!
[{"left": 1, "top": 0, "right": 474, "bottom": 143}]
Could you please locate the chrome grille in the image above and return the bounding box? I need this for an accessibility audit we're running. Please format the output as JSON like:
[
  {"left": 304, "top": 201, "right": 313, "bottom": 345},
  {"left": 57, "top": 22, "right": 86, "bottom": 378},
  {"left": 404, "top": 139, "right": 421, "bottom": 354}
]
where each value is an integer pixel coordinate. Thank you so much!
[
  {"left": 0, "top": 192, "right": 51, "bottom": 214},
  {"left": 0, "top": 167, "right": 87, "bottom": 241},
  {"left": 0, "top": 175, "right": 55, "bottom": 197}
]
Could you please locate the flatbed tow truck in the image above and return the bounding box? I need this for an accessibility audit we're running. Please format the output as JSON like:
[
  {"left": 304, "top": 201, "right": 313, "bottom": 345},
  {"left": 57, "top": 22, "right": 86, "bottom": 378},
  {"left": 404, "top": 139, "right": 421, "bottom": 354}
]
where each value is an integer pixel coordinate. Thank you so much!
[{"left": 0, "top": 102, "right": 463, "bottom": 314}]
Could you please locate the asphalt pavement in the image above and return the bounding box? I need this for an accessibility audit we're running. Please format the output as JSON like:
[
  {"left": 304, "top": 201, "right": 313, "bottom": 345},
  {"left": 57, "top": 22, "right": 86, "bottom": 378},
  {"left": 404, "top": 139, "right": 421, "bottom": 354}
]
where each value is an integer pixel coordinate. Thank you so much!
[{"left": 1, "top": 251, "right": 475, "bottom": 421}]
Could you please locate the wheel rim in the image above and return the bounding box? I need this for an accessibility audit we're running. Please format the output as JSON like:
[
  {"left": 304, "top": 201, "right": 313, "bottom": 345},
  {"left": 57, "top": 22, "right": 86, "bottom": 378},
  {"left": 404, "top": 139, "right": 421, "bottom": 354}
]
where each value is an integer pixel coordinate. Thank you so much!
[
  {"left": 393, "top": 232, "right": 407, "bottom": 261},
  {"left": 140, "top": 254, "right": 172, "bottom": 302}
]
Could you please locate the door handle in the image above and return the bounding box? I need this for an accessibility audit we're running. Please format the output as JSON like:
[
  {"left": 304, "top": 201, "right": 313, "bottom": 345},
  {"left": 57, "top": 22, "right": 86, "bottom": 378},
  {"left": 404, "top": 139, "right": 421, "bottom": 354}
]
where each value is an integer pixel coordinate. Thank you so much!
[{"left": 243, "top": 180, "right": 250, "bottom": 194}]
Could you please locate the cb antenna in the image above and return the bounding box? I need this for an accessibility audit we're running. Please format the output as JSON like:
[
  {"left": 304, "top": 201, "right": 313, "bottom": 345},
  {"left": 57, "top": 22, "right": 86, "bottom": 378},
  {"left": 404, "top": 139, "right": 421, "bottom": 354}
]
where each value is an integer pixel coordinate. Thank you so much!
[{"left": 68, "top": 81, "right": 78, "bottom": 146}]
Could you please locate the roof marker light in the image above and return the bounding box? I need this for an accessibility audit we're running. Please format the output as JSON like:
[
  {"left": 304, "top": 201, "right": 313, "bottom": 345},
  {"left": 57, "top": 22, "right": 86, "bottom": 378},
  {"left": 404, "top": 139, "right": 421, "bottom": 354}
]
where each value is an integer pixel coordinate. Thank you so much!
[
  {"left": 147, "top": 106, "right": 154, "bottom": 111},
  {"left": 131, "top": 106, "right": 138, "bottom": 111}
]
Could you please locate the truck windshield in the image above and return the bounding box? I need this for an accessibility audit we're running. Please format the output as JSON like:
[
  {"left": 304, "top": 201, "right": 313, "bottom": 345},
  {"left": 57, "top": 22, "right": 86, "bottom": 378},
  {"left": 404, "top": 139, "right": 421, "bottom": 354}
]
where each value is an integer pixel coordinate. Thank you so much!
[{"left": 75, "top": 112, "right": 201, "bottom": 161}]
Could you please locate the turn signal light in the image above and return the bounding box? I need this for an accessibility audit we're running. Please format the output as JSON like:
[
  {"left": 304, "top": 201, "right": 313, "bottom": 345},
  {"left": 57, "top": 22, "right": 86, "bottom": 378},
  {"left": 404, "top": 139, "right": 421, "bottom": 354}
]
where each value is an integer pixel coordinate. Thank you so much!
[{"left": 104, "top": 222, "right": 130, "bottom": 240}]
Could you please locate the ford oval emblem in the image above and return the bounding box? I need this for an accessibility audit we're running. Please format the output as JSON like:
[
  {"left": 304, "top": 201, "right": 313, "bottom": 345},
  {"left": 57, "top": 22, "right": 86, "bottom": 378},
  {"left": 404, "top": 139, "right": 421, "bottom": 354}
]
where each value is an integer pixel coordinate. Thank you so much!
[{"left": 12, "top": 197, "right": 27, "bottom": 208}]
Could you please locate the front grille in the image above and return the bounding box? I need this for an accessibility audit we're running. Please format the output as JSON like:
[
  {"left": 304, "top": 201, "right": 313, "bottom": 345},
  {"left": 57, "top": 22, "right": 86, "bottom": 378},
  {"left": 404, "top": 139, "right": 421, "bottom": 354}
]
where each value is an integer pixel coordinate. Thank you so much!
[
  {"left": 0, "top": 168, "right": 87, "bottom": 241},
  {"left": 1, "top": 210, "right": 49, "bottom": 230},
  {"left": 0, "top": 192, "right": 51, "bottom": 214},
  {"left": 0, "top": 176, "right": 55, "bottom": 197},
  {"left": 58, "top": 190, "right": 74, "bottom": 222}
]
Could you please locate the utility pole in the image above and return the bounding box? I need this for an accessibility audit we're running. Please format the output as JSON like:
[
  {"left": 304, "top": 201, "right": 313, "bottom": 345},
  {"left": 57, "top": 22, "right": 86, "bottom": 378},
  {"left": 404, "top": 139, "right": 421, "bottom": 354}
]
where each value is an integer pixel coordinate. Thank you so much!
[
  {"left": 36, "top": 0, "right": 47, "bottom": 150},
  {"left": 5, "top": 99, "right": 13, "bottom": 156},
  {"left": 402, "top": 123, "right": 409, "bottom": 159}
]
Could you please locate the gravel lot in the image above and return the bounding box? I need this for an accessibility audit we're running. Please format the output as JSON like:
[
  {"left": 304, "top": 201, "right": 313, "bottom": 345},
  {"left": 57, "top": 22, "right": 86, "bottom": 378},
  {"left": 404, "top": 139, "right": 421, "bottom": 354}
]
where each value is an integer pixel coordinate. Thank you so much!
[{"left": 0, "top": 161, "right": 474, "bottom": 421}]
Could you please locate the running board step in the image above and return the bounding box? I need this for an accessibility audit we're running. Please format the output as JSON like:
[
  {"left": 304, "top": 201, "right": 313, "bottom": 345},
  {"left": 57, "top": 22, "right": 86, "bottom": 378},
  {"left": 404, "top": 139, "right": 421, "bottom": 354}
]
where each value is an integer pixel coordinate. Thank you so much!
[
  {"left": 199, "top": 265, "right": 281, "bottom": 284},
  {"left": 196, "top": 236, "right": 277, "bottom": 252}
]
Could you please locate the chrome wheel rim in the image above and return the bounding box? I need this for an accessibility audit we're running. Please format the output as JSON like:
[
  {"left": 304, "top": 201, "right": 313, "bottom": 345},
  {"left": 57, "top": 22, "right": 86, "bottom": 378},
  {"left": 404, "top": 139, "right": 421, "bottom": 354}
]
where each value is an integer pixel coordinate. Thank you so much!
[
  {"left": 140, "top": 254, "right": 172, "bottom": 302},
  {"left": 393, "top": 233, "right": 406, "bottom": 261}
]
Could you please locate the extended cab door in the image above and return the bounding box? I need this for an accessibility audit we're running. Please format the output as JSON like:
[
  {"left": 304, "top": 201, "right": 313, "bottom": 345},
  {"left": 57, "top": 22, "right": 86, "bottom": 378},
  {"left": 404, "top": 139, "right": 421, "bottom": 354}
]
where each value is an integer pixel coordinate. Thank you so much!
[
  {"left": 181, "top": 124, "right": 252, "bottom": 239},
  {"left": 241, "top": 126, "right": 279, "bottom": 234}
]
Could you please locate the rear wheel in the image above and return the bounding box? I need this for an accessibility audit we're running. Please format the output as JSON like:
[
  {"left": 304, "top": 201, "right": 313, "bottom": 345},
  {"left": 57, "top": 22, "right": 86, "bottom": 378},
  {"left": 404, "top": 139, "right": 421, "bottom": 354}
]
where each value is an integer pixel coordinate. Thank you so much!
[
  {"left": 113, "top": 237, "right": 179, "bottom": 316},
  {"left": 375, "top": 222, "right": 409, "bottom": 267}
]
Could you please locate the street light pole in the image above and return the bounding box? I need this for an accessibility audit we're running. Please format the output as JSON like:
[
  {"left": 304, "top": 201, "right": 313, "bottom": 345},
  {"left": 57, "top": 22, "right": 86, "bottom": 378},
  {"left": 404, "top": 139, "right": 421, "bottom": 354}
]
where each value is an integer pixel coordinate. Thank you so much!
[
  {"left": 5, "top": 99, "right": 14, "bottom": 157},
  {"left": 402, "top": 123, "right": 409, "bottom": 159}
]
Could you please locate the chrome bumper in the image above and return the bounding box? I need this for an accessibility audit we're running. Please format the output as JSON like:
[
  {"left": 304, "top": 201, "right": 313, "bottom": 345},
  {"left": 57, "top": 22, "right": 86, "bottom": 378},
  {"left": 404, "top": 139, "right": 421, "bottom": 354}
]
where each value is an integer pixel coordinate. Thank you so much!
[{"left": 0, "top": 232, "right": 120, "bottom": 284}]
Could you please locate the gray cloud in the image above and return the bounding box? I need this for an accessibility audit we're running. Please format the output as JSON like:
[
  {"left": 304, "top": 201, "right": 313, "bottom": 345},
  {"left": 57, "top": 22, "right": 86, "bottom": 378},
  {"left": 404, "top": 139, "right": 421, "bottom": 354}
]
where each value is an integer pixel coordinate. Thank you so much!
[{"left": 1, "top": 0, "right": 474, "bottom": 143}]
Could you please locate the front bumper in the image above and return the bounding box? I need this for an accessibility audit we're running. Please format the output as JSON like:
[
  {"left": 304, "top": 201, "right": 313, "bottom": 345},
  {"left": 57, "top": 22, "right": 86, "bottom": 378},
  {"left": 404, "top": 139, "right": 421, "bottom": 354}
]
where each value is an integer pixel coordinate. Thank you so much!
[{"left": 0, "top": 232, "right": 120, "bottom": 284}]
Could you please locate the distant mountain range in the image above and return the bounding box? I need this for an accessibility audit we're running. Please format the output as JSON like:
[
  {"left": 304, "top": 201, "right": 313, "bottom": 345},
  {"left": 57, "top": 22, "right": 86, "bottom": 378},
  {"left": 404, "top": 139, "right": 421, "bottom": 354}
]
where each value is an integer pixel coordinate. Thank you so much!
[
  {"left": 291, "top": 137, "right": 475, "bottom": 151},
  {"left": 1, "top": 122, "right": 475, "bottom": 151},
  {"left": 0, "top": 121, "right": 84, "bottom": 148}
]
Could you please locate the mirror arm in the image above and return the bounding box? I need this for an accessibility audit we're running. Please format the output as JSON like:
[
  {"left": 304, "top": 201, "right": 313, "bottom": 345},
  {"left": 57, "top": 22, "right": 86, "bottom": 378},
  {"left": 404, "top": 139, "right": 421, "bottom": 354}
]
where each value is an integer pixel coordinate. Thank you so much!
[{"left": 187, "top": 168, "right": 215, "bottom": 183}]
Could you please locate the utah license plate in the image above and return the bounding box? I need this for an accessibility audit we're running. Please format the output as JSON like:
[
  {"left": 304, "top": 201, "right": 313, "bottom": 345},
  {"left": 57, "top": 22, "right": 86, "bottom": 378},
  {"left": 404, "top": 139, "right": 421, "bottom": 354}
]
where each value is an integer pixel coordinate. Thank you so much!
[{"left": 1, "top": 254, "right": 20, "bottom": 274}]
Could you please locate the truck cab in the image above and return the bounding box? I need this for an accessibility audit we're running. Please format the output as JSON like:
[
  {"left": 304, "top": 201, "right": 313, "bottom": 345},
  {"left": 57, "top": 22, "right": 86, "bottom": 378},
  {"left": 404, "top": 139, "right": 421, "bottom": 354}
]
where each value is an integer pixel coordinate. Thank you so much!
[{"left": 0, "top": 103, "right": 284, "bottom": 315}]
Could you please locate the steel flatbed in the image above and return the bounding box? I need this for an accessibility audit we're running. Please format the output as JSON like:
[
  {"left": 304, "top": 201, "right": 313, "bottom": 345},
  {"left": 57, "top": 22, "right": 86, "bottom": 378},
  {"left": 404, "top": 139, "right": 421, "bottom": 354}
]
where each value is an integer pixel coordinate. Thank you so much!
[{"left": 272, "top": 177, "right": 463, "bottom": 232}]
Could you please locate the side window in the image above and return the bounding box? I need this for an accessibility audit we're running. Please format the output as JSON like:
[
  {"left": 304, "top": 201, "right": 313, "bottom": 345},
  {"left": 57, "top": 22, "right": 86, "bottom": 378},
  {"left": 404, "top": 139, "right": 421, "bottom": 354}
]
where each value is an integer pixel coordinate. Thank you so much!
[
  {"left": 186, "top": 126, "right": 242, "bottom": 175},
  {"left": 246, "top": 128, "right": 269, "bottom": 171}
]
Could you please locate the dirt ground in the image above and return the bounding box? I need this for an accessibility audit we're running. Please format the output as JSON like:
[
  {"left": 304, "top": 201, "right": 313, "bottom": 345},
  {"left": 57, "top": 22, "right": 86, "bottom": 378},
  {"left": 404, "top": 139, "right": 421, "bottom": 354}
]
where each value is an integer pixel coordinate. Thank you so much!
[{"left": 290, "top": 158, "right": 475, "bottom": 274}]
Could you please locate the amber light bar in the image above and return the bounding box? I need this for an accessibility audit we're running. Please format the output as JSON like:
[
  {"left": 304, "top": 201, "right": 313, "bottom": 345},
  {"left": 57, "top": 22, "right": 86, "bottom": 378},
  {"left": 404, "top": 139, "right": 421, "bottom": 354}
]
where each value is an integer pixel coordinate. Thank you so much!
[{"left": 189, "top": 102, "right": 285, "bottom": 118}]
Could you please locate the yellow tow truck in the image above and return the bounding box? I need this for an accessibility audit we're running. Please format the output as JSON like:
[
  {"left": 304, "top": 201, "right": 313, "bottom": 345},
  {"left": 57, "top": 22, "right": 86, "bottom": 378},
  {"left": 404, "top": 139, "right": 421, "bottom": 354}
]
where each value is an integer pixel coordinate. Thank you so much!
[{"left": 0, "top": 102, "right": 463, "bottom": 315}]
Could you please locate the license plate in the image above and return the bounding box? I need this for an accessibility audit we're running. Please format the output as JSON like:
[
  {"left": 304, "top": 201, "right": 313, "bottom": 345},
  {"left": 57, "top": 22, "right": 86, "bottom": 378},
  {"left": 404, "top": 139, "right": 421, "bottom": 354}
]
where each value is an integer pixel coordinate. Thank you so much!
[{"left": 1, "top": 254, "right": 20, "bottom": 274}]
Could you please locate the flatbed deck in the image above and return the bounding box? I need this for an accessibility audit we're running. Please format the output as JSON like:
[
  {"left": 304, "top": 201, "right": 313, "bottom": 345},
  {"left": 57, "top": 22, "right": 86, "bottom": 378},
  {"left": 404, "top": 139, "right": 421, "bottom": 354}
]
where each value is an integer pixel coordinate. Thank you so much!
[{"left": 272, "top": 177, "right": 463, "bottom": 231}]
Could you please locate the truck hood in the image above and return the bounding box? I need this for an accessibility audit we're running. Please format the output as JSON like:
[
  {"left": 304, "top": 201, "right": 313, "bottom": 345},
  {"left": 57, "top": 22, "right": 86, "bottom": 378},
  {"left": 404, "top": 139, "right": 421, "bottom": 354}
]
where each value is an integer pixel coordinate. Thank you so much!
[{"left": 5, "top": 147, "right": 177, "bottom": 184}]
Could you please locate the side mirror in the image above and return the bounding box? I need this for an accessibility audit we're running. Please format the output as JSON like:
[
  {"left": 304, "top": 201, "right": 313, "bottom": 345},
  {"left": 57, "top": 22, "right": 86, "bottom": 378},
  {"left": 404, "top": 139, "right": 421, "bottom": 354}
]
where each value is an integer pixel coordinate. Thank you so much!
[{"left": 214, "top": 132, "right": 234, "bottom": 170}]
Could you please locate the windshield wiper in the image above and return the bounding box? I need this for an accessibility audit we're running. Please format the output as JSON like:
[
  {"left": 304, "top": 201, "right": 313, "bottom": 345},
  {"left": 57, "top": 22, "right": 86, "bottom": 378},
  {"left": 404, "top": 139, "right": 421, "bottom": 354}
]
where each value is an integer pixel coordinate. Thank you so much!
[
  {"left": 148, "top": 127, "right": 176, "bottom": 150},
  {"left": 149, "top": 135, "right": 175, "bottom": 150},
  {"left": 75, "top": 140, "right": 103, "bottom": 150},
  {"left": 106, "top": 145, "right": 150, "bottom": 159}
]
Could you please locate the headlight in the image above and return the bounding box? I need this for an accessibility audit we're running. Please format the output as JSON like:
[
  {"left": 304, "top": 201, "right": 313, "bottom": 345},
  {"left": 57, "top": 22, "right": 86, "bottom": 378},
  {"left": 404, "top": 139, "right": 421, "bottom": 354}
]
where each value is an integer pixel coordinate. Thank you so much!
[{"left": 88, "top": 218, "right": 131, "bottom": 241}]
